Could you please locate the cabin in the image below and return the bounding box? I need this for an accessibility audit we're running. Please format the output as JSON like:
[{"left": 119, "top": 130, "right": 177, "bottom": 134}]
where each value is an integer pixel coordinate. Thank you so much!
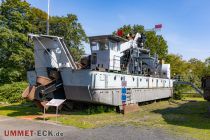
[{"left": 89, "top": 35, "right": 127, "bottom": 71}]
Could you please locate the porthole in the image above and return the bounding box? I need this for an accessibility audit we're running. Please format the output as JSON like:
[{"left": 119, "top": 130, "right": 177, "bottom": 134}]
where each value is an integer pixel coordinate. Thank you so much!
[{"left": 114, "top": 76, "right": 116, "bottom": 80}]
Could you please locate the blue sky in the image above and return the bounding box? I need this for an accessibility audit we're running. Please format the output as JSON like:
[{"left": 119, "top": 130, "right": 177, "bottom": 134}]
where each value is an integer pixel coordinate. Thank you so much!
[{"left": 26, "top": 0, "right": 210, "bottom": 61}]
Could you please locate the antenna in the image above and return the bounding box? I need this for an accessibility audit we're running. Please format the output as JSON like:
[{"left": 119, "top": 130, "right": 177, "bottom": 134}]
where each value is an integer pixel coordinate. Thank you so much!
[{"left": 47, "top": 0, "right": 50, "bottom": 35}]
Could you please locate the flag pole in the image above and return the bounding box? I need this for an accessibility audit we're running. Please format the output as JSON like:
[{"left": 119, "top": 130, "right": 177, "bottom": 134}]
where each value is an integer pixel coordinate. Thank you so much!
[{"left": 47, "top": 0, "right": 50, "bottom": 35}]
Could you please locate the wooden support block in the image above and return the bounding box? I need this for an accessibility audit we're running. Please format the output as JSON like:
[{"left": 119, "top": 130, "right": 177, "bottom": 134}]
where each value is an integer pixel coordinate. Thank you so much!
[{"left": 123, "top": 104, "right": 140, "bottom": 114}]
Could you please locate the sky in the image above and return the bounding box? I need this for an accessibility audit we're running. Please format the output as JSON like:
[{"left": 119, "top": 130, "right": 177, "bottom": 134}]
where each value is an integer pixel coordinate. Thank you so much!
[{"left": 26, "top": 0, "right": 210, "bottom": 61}]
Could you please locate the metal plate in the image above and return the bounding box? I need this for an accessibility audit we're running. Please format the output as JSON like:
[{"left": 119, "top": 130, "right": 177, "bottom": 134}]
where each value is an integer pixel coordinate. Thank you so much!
[
  {"left": 121, "top": 88, "right": 127, "bottom": 94},
  {"left": 121, "top": 95, "right": 126, "bottom": 102},
  {"left": 46, "top": 99, "right": 66, "bottom": 107}
]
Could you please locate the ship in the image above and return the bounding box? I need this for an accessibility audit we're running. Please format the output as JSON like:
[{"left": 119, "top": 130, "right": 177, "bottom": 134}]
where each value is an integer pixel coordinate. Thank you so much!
[{"left": 22, "top": 32, "right": 174, "bottom": 111}]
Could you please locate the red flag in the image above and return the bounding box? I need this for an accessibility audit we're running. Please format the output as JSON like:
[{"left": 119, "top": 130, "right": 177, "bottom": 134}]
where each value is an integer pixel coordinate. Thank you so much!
[
  {"left": 155, "top": 24, "right": 162, "bottom": 29},
  {"left": 117, "top": 30, "right": 123, "bottom": 37}
]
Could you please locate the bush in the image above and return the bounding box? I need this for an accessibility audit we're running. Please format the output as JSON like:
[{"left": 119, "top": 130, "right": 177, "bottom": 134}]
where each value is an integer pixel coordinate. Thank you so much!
[
  {"left": 173, "top": 85, "right": 184, "bottom": 100},
  {"left": 0, "top": 82, "right": 28, "bottom": 103},
  {"left": 173, "top": 90, "right": 183, "bottom": 100}
]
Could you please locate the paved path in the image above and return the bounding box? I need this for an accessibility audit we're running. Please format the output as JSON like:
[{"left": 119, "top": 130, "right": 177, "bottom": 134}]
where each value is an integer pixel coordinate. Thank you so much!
[{"left": 0, "top": 116, "right": 192, "bottom": 140}]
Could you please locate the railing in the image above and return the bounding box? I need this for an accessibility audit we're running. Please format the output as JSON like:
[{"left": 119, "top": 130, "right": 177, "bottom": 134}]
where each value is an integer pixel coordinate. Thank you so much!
[{"left": 173, "top": 81, "right": 203, "bottom": 97}]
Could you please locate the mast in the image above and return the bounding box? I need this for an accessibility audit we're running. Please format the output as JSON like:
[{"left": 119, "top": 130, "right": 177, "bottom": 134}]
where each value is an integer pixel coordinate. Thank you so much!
[{"left": 47, "top": 0, "right": 50, "bottom": 35}]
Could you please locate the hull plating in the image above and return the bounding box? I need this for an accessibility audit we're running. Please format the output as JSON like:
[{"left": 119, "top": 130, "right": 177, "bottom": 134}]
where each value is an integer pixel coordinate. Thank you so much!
[
  {"left": 64, "top": 86, "right": 173, "bottom": 106},
  {"left": 60, "top": 68, "right": 173, "bottom": 106}
]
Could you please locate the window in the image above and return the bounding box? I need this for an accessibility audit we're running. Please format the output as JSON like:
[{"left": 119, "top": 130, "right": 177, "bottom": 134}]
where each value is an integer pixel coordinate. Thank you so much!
[
  {"left": 114, "top": 76, "right": 116, "bottom": 80},
  {"left": 99, "top": 42, "right": 108, "bottom": 50},
  {"left": 91, "top": 41, "right": 99, "bottom": 51}
]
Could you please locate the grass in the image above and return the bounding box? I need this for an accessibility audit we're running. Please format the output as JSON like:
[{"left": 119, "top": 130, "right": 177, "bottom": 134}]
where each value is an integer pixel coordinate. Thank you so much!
[
  {"left": 0, "top": 97, "right": 210, "bottom": 140},
  {"left": 0, "top": 102, "right": 41, "bottom": 116}
]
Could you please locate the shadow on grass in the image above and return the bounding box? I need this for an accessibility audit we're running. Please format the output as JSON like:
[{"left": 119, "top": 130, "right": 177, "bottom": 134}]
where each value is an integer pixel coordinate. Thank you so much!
[
  {"left": 0, "top": 101, "right": 116, "bottom": 117},
  {"left": 0, "top": 102, "right": 41, "bottom": 117},
  {"left": 152, "top": 100, "right": 210, "bottom": 129}
]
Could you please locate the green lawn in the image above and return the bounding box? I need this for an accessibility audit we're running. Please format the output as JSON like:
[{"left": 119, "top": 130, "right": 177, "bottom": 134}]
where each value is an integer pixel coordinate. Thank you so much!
[
  {"left": 0, "top": 102, "right": 41, "bottom": 116},
  {"left": 0, "top": 97, "right": 210, "bottom": 140}
]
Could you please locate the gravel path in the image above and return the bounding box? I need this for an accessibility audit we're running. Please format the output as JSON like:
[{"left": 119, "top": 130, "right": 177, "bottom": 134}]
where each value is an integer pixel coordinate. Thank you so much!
[{"left": 0, "top": 116, "right": 192, "bottom": 140}]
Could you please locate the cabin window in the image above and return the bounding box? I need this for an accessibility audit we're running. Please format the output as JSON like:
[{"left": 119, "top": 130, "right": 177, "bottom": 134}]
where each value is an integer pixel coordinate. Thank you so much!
[
  {"left": 91, "top": 42, "right": 99, "bottom": 51},
  {"left": 99, "top": 41, "right": 108, "bottom": 50}
]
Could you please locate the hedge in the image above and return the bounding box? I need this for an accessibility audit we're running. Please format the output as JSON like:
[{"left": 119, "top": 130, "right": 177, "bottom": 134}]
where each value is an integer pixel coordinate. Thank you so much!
[{"left": 0, "top": 82, "right": 28, "bottom": 103}]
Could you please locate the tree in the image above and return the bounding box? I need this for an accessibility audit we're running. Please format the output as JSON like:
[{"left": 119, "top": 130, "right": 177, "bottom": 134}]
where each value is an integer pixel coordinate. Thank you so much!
[
  {"left": 0, "top": 0, "right": 33, "bottom": 33},
  {"left": 145, "top": 31, "right": 168, "bottom": 59},
  {"left": 188, "top": 58, "right": 205, "bottom": 87},
  {"left": 114, "top": 25, "right": 168, "bottom": 59},
  {"left": 205, "top": 57, "right": 210, "bottom": 66},
  {"left": 0, "top": 0, "right": 88, "bottom": 83},
  {"left": 30, "top": 7, "right": 47, "bottom": 34},
  {"left": 0, "top": 0, "right": 34, "bottom": 83},
  {"left": 50, "top": 14, "right": 88, "bottom": 61},
  {"left": 165, "top": 54, "right": 189, "bottom": 78},
  {"left": 0, "top": 27, "right": 33, "bottom": 83}
]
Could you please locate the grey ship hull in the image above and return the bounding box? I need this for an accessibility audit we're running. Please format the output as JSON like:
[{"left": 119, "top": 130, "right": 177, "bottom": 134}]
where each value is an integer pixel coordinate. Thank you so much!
[{"left": 60, "top": 68, "right": 173, "bottom": 106}]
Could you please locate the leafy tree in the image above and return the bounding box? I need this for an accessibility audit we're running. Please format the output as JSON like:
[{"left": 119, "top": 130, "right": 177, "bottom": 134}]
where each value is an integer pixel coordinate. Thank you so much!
[
  {"left": 145, "top": 31, "right": 168, "bottom": 59},
  {"left": 188, "top": 58, "right": 205, "bottom": 86},
  {"left": 165, "top": 54, "right": 189, "bottom": 78},
  {"left": 114, "top": 25, "right": 168, "bottom": 59},
  {"left": 30, "top": 7, "right": 47, "bottom": 34},
  {"left": 50, "top": 14, "right": 87, "bottom": 61},
  {"left": 0, "top": 0, "right": 34, "bottom": 83},
  {"left": 165, "top": 54, "right": 189, "bottom": 99},
  {"left": 0, "top": 0, "right": 33, "bottom": 33},
  {"left": 203, "top": 65, "right": 210, "bottom": 76},
  {"left": 0, "top": 0, "right": 88, "bottom": 83},
  {"left": 30, "top": 8, "right": 88, "bottom": 61}
]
